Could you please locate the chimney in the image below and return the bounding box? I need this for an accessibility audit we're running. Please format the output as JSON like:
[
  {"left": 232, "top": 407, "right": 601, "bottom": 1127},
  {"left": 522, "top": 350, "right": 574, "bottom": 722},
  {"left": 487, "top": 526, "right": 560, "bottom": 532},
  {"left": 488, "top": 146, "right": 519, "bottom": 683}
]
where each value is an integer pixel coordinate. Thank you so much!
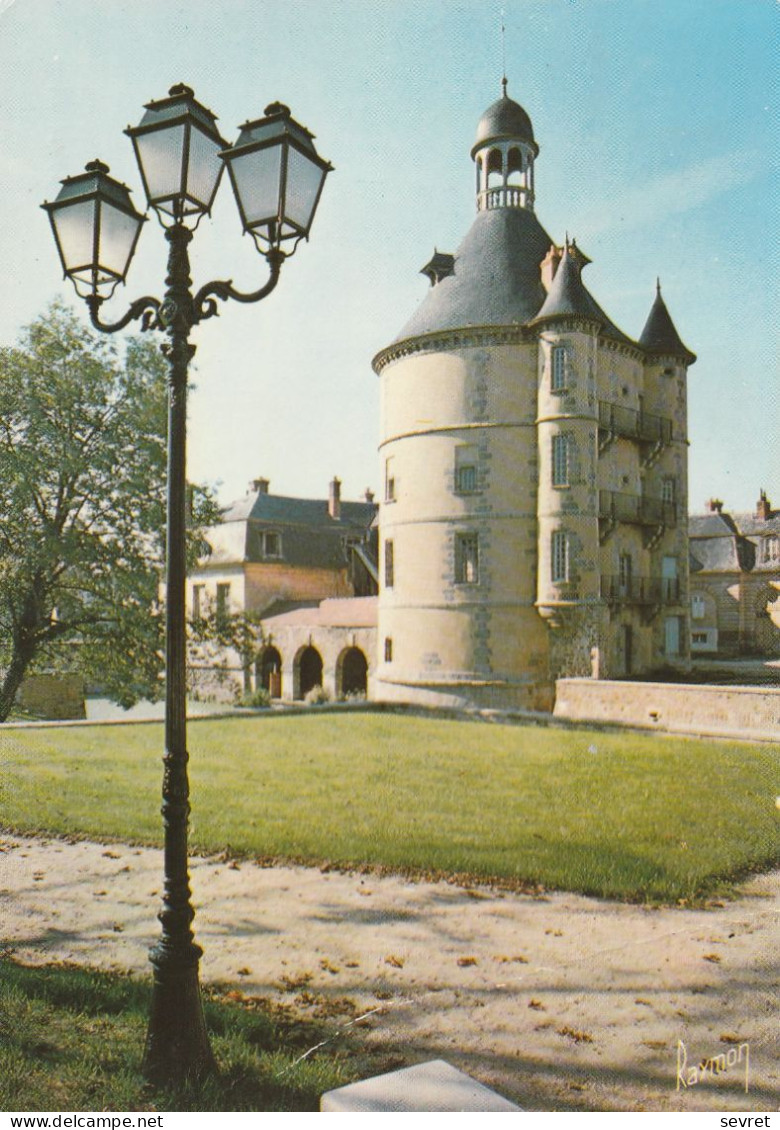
[
  {"left": 706, "top": 498, "right": 723, "bottom": 514},
  {"left": 756, "top": 489, "right": 771, "bottom": 521},
  {"left": 251, "top": 477, "right": 270, "bottom": 494},
  {"left": 328, "top": 476, "right": 341, "bottom": 520},
  {"left": 541, "top": 243, "right": 562, "bottom": 292},
  {"left": 364, "top": 488, "right": 375, "bottom": 503}
]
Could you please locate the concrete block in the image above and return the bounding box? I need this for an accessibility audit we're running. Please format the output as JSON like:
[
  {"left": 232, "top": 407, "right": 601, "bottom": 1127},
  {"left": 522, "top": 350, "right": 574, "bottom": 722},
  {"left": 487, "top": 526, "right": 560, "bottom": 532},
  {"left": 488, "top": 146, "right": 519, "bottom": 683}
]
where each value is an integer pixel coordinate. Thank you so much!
[{"left": 320, "top": 1058, "right": 522, "bottom": 1112}]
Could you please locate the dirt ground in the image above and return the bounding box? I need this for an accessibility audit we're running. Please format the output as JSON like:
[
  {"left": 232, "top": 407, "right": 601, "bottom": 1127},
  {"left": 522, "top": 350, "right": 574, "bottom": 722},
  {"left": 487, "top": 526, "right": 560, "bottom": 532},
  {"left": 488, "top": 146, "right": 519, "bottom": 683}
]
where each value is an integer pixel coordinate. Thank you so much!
[{"left": 0, "top": 833, "right": 776, "bottom": 1112}]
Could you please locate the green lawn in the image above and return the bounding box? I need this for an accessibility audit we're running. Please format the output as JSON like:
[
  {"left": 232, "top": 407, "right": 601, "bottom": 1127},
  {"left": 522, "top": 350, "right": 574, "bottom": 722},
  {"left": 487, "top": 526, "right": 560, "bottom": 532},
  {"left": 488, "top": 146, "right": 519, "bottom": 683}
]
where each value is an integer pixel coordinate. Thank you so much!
[
  {"left": 0, "top": 958, "right": 364, "bottom": 1111},
  {"left": 0, "top": 713, "right": 777, "bottom": 901}
]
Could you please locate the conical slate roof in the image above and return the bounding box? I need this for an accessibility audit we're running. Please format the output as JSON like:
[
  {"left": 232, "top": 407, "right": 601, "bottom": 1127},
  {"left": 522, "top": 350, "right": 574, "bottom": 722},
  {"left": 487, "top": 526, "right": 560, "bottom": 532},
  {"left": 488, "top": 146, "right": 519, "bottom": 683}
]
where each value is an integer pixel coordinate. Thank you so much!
[
  {"left": 639, "top": 283, "right": 696, "bottom": 363},
  {"left": 530, "top": 245, "right": 634, "bottom": 346},
  {"left": 393, "top": 206, "right": 552, "bottom": 342}
]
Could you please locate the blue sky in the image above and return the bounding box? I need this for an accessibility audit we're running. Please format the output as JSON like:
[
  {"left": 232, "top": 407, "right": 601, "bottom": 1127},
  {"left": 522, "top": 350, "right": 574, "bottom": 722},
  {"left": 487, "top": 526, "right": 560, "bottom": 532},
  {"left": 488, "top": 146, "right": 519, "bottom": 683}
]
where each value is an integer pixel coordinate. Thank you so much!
[{"left": 0, "top": 0, "right": 776, "bottom": 513}]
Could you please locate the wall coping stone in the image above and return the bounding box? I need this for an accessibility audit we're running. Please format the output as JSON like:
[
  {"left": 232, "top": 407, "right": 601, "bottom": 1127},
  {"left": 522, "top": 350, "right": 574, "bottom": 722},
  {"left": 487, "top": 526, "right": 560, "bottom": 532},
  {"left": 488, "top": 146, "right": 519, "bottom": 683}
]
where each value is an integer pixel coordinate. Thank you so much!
[{"left": 320, "top": 1059, "right": 521, "bottom": 1112}]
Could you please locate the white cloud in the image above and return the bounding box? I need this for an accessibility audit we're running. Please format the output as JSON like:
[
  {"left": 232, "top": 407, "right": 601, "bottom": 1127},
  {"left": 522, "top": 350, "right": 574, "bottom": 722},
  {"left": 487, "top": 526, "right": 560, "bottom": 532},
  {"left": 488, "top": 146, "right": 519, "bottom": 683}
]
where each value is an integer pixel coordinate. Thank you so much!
[{"left": 576, "top": 151, "right": 764, "bottom": 237}]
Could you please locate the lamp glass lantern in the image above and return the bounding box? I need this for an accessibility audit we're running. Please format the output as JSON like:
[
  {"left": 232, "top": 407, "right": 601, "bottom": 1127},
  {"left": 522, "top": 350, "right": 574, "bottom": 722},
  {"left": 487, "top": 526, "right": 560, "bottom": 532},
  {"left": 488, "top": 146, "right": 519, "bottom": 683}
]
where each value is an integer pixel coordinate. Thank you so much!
[
  {"left": 220, "top": 102, "right": 333, "bottom": 254},
  {"left": 125, "top": 84, "right": 227, "bottom": 226},
  {"left": 41, "top": 160, "right": 146, "bottom": 299}
]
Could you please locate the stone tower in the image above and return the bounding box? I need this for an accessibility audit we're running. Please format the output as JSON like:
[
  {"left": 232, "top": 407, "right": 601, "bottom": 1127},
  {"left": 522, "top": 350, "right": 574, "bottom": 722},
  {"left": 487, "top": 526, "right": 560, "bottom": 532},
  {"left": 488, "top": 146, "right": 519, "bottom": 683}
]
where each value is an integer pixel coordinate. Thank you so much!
[{"left": 372, "top": 85, "right": 694, "bottom": 708}]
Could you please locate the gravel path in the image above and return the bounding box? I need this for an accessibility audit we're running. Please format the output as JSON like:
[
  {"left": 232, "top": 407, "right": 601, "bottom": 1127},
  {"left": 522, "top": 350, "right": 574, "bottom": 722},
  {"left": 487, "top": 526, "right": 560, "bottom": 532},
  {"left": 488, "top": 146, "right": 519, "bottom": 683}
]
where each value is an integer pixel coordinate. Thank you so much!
[{"left": 1, "top": 833, "right": 777, "bottom": 1112}]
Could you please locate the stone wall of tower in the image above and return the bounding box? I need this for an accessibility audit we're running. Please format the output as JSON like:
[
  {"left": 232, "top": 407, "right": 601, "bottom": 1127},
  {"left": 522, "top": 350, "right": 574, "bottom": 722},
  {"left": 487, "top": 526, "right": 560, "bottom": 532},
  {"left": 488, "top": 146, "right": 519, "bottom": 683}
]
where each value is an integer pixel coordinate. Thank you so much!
[
  {"left": 535, "top": 323, "right": 603, "bottom": 680},
  {"left": 642, "top": 353, "right": 691, "bottom": 668},
  {"left": 595, "top": 342, "right": 653, "bottom": 677},
  {"left": 375, "top": 338, "right": 552, "bottom": 710}
]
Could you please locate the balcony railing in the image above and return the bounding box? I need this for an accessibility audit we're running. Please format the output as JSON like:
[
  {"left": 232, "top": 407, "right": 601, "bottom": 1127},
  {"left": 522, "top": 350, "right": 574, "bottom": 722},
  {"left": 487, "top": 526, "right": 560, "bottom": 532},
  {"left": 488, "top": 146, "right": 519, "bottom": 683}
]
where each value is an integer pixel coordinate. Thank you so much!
[
  {"left": 598, "top": 489, "right": 677, "bottom": 529},
  {"left": 601, "top": 574, "right": 680, "bottom": 605},
  {"left": 598, "top": 401, "right": 673, "bottom": 444},
  {"left": 478, "top": 186, "right": 531, "bottom": 211}
]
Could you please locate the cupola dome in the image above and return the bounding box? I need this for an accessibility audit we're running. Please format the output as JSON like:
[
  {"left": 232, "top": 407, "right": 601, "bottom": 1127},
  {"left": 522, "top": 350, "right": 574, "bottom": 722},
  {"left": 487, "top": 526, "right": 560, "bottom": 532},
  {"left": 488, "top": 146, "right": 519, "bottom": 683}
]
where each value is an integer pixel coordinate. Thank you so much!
[
  {"left": 472, "top": 80, "right": 538, "bottom": 214},
  {"left": 471, "top": 87, "right": 538, "bottom": 158}
]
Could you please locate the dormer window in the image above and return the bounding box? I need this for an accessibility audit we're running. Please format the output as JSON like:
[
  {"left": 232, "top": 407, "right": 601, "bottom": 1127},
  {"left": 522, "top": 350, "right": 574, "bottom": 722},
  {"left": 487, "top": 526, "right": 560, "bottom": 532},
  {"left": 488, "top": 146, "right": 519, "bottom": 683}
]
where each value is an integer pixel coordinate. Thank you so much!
[
  {"left": 761, "top": 535, "right": 779, "bottom": 563},
  {"left": 260, "top": 530, "right": 282, "bottom": 558}
]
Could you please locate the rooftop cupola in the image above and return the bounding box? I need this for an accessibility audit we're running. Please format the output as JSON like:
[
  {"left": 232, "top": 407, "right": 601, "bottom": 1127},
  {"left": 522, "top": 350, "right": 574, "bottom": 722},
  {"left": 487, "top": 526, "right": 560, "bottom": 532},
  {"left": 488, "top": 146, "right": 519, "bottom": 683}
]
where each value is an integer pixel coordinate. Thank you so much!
[{"left": 471, "top": 78, "right": 539, "bottom": 213}]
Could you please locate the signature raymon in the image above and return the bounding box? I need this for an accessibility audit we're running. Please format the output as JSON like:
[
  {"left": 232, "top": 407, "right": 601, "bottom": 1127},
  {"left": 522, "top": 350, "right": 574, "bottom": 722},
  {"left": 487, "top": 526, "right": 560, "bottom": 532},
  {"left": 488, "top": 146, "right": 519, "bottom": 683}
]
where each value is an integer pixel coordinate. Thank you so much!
[{"left": 677, "top": 1039, "right": 750, "bottom": 1093}]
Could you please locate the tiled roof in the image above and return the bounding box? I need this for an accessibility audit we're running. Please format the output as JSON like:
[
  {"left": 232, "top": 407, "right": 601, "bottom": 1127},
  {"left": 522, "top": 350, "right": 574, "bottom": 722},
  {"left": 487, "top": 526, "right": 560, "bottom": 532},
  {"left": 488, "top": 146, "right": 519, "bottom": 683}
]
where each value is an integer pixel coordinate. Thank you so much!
[
  {"left": 732, "top": 510, "right": 780, "bottom": 537},
  {"left": 639, "top": 284, "right": 696, "bottom": 363},
  {"left": 201, "top": 489, "right": 377, "bottom": 570},
  {"left": 223, "top": 492, "right": 376, "bottom": 528},
  {"left": 392, "top": 206, "right": 551, "bottom": 341},
  {"left": 530, "top": 245, "right": 634, "bottom": 346},
  {"left": 689, "top": 506, "right": 780, "bottom": 574},
  {"left": 689, "top": 534, "right": 745, "bottom": 573},
  {"left": 689, "top": 512, "right": 738, "bottom": 537},
  {"left": 261, "top": 596, "right": 378, "bottom": 629}
]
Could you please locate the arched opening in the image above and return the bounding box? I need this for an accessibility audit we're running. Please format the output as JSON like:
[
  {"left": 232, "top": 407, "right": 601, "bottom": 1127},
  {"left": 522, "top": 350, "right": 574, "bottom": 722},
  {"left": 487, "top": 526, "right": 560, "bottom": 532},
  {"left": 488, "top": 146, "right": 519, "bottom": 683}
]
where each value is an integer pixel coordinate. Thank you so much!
[
  {"left": 486, "top": 147, "right": 503, "bottom": 189},
  {"left": 338, "top": 647, "right": 368, "bottom": 698},
  {"left": 507, "top": 146, "right": 524, "bottom": 184},
  {"left": 296, "top": 645, "right": 323, "bottom": 700},
  {"left": 256, "top": 646, "right": 282, "bottom": 697}
]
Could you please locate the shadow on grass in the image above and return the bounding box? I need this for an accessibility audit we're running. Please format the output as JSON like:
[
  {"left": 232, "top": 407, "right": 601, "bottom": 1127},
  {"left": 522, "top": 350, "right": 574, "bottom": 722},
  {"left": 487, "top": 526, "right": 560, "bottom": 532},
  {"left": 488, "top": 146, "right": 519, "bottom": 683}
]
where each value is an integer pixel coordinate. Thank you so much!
[{"left": 0, "top": 958, "right": 364, "bottom": 1112}]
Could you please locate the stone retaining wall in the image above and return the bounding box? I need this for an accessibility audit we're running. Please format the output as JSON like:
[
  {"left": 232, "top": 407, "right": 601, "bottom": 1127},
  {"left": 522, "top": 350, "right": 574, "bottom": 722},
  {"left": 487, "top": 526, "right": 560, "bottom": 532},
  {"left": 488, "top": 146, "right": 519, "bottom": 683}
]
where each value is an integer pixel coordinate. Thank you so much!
[
  {"left": 17, "top": 674, "right": 86, "bottom": 720},
  {"left": 554, "top": 677, "right": 779, "bottom": 741}
]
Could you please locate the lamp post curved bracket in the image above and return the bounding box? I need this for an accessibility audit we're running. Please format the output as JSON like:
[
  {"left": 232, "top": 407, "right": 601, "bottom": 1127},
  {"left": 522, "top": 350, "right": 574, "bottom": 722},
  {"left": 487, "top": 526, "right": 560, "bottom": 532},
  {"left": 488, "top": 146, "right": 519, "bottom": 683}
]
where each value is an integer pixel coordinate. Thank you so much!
[
  {"left": 194, "top": 249, "right": 284, "bottom": 322},
  {"left": 85, "top": 294, "right": 164, "bottom": 335}
]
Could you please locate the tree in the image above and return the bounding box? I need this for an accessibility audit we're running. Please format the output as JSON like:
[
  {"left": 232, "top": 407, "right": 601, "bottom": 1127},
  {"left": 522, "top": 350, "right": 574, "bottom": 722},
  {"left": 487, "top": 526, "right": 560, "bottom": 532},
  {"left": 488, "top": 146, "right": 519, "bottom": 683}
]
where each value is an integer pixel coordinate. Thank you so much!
[
  {"left": 187, "top": 598, "right": 266, "bottom": 702},
  {"left": 0, "top": 302, "right": 212, "bottom": 721}
]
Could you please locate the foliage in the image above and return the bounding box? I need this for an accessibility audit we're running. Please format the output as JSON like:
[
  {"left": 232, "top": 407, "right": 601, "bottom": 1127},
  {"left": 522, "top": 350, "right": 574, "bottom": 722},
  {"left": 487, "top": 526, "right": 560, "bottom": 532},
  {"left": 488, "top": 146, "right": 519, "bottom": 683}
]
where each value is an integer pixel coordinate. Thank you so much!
[
  {"left": 240, "top": 686, "right": 272, "bottom": 709},
  {"left": 341, "top": 689, "right": 367, "bottom": 703},
  {"left": 0, "top": 958, "right": 359, "bottom": 1112},
  {"left": 187, "top": 597, "right": 265, "bottom": 701},
  {"left": 0, "top": 302, "right": 216, "bottom": 720},
  {"left": 304, "top": 684, "right": 330, "bottom": 705},
  {"left": 1, "top": 714, "right": 777, "bottom": 902}
]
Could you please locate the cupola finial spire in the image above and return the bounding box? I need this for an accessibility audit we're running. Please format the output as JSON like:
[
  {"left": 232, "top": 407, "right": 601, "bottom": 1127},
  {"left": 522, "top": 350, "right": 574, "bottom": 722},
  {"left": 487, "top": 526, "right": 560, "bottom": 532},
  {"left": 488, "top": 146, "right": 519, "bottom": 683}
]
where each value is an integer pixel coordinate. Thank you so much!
[{"left": 501, "top": 7, "right": 507, "bottom": 95}]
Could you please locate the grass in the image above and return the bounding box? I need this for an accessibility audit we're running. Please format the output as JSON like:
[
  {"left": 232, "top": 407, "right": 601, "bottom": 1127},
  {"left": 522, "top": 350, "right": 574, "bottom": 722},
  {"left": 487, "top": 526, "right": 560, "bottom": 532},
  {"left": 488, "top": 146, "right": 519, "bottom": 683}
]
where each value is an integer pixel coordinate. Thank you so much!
[
  {"left": 0, "top": 957, "right": 365, "bottom": 1111},
  {"left": 0, "top": 713, "right": 778, "bottom": 901}
]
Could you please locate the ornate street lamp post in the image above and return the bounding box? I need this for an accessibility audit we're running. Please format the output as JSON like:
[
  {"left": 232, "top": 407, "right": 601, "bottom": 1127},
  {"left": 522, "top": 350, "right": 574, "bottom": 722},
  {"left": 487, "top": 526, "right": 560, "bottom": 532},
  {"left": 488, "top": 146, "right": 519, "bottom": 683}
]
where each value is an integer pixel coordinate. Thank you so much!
[{"left": 42, "top": 84, "right": 331, "bottom": 1085}]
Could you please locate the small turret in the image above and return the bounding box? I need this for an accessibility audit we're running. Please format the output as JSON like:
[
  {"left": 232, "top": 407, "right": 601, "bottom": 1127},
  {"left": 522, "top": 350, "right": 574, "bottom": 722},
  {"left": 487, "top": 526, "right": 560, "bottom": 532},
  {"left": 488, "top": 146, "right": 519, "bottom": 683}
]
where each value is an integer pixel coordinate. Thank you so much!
[
  {"left": 472, "top": 79, "right": 538, "bottom": 213},
  {"left": 639, "top": 280, "right": 696, "bottom": 364}
]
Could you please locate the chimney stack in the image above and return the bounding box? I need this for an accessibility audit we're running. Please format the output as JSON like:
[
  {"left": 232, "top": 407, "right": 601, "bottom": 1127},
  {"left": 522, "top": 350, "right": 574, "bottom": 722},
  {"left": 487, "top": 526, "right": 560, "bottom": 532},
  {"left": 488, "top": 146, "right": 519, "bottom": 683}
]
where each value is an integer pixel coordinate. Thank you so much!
[
  {"left": 756, "top": 489, "right": 771, "bottom": 521},
  {"left": 328, "top": 476, "right": 342, "bottom": 520},
  {"left": 251, "top": 477, "right": 270, "bottom": 494},
  {"left": 706, "top": 498, "right": 724, "bottom": 514},
  {"left": 541, "top": 243, "right": 562, "bottom": 292},
  {"left": 364, "top": 488, "right": 375, "bottom": 503}
]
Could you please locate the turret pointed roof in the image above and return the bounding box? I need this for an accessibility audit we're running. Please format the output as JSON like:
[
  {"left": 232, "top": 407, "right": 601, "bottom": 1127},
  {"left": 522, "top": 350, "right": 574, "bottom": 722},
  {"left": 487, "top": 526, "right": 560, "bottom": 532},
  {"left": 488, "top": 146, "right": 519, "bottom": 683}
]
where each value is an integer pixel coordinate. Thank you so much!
[
  {"left": 529, "top": 243, "right": 634, "bottom": 346},
  {"left": 639, "top": 281, "right": 696, "bottom": 364}
]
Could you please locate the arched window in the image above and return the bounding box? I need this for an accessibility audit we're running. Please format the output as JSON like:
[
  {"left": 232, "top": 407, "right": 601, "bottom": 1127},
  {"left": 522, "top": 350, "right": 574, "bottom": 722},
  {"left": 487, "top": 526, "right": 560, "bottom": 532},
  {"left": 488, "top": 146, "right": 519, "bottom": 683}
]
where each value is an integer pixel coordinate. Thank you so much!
[
  {"left": 338, "top": 647, "right": 368, "bottom": 697},
  {"left": 296, "top": 646, "right": 323, "bottom": 699},
  {"left": 256, "top": 646, "right": 282, "bottom": 694}
]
